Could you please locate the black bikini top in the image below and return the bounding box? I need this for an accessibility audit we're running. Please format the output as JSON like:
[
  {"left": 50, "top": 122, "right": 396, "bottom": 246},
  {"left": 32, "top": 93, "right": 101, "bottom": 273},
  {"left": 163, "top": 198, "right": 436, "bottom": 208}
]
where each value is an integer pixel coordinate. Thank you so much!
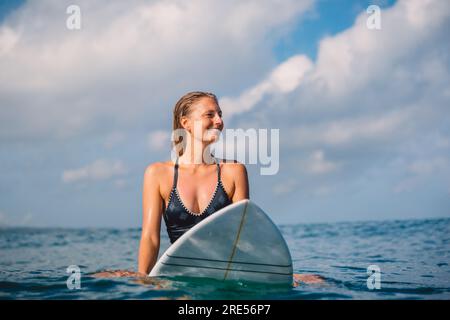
[{"left": 163, "top": 158, "right": 232, "bottom": 244}]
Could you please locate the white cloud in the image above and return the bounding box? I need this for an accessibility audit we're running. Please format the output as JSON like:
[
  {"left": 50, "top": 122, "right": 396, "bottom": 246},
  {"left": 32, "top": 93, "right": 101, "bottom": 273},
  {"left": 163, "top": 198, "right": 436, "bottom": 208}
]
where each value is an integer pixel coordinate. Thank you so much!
[
  {"left": 148, "top": 130, "right": 170, "bottom": 151},
  {"left": 220, "top": 55, "right": 313, "bottom": 116},
  {"left": 0, "top": 0, "right": 315, "bottom": 143},
  {"left": 62, "top": 159, "right": 127, "bottom": 183},
  {"left": 272, "top": 178, "right": 298, "bottom": 195},
  {"left": 308, "top": 0, "right": 450, "bottom": 98},
  {"left": 303, "top": 150, "right": 338, "bottom": 175},
  {"left": 222, "top": 0, "right": 450, "bottom": 118},
  {"left": 393, "top": 157, "right": 450, "bottom": 193},
  {"left": 225, "top": 0, "right": 450, "bottom": 206},
  {"left": 114, "top": 179, "right": 127, "bottom": 189},
  {"left": 290, "top": 107, "right": 414, "bottom": 147},
  {"left": 103, "top": 131, "right": 126, "bottom": 149},
  {"left": 0, "top": 26, "right": 18, "bottom": 55},
  {"left": 0, "top": 210, "right": 36, "bottom": 227},
  {"left": 222, "top": 0, "right": 314, "bottom": 42},
  {"left": 21, "top": 212, "right": 33, "bottom": 225},
  {"left": 434, "top": 135, "right": 450, "bottom": 149},
  {"left": 393, "top": 176, "right": 418, "bottom": 193}
]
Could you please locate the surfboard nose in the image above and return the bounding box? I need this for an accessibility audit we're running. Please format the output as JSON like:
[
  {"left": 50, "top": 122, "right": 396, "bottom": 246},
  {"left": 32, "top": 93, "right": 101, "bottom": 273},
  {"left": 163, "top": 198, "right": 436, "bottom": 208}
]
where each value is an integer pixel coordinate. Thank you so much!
[{"left": 237, "top": 198, "right": 250, "bottom": 205}]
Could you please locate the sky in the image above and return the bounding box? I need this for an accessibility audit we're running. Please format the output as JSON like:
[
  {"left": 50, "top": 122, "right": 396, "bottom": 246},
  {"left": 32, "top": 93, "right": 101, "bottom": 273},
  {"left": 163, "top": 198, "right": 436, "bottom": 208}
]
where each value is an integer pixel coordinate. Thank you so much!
[{"left": 0, "top": 0, "right": 449, "bottom": 228}]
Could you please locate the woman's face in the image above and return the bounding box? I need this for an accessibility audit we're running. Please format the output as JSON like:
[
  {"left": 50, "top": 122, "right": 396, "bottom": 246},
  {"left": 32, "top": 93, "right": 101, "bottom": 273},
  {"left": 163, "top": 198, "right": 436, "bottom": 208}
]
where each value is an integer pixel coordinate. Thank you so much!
[{"left": 182, "top": 97, "right": 224, "bottom": 143}]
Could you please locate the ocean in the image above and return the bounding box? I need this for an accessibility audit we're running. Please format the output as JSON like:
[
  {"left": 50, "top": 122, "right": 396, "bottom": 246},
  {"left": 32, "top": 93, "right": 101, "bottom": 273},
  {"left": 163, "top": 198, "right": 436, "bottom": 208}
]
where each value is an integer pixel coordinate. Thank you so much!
[{"left": 1, "top": 217, "right": 449, "bottom": 300}]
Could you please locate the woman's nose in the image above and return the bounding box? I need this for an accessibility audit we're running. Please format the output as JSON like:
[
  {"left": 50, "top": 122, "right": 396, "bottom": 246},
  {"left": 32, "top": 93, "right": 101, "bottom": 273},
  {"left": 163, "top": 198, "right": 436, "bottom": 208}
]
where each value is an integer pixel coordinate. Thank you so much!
[{"left": 214, "top": 114, "right": 223, "bottom": 126}]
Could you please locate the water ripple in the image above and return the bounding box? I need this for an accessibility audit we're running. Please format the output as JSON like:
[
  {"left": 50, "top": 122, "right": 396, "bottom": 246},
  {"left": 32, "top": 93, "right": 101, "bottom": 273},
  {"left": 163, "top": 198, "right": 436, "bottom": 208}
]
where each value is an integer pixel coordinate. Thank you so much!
[{"left": 1, "top": 218, "right": 450, "bottom": 299}]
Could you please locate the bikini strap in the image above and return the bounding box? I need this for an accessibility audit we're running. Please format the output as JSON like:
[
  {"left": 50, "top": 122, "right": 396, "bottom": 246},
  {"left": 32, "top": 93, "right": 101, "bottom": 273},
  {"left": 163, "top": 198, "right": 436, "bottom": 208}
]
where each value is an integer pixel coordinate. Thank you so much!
[
  {"left": 216, "top": 158, "right": 222, "bottom": 182},
  {"left": 172, "top": 158, "right": 179, "bottom": 189}
]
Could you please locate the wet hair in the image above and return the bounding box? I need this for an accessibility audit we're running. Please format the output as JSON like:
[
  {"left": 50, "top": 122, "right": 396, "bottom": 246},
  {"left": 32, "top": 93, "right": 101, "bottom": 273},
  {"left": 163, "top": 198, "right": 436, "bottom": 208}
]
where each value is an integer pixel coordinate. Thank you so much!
[{"left": 172, "top": 91, "right": 218, "bottom": 156}]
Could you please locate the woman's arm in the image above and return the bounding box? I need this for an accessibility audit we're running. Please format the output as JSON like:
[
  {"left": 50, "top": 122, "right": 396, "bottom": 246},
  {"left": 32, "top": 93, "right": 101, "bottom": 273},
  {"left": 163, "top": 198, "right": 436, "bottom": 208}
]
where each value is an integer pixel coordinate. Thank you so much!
[
  {"left": 231, "top": 163, "right": 249, "bottom": 202},
  {"left": 138, "top": 163, "right": 163, "bottom": 275}
]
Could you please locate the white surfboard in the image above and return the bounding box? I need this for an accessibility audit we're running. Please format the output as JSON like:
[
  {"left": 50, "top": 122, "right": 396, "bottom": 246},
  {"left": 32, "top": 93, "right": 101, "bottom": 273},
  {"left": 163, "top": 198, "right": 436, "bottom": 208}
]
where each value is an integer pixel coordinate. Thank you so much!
[{"left": 149, "top": 199, "right": 293, "bottom": 286}]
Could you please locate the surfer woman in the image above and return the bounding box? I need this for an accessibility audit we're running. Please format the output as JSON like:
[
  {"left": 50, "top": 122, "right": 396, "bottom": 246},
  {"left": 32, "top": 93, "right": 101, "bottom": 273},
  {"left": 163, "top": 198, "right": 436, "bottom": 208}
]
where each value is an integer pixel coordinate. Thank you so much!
[
  {"left": 138, "top": 91, "right": 248, "bottom": 275},
  {"left": 93, "top": 91, "right": 323, "bottom": 285}
]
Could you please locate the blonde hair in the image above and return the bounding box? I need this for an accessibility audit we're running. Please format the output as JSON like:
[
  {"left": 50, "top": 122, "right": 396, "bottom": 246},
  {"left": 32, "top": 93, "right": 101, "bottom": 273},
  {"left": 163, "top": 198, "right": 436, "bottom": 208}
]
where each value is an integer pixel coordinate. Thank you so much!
[{"left": 172, "top": 91, "right": 219, "bottom": 156}]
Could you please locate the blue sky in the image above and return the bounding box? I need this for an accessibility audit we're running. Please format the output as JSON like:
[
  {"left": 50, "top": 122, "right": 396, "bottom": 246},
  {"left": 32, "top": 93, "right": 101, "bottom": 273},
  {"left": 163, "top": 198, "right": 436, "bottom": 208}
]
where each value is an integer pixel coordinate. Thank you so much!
[
  {"left": 0, "top": 0, "right": 25, "bottom": 23},
  {"left": 0, "top": 0, "right": 449, "bottom": 228},
  {"left": 273, "top": 0, "right": 396, "bottom": 61}
]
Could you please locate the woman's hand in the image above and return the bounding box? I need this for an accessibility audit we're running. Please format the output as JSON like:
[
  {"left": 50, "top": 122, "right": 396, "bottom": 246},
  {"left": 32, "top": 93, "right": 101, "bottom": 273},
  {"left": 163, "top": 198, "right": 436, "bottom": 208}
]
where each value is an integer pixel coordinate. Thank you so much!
[
  {"left": 91, "top": 270, "right": 144, "bottom": 278},
  {"left": 293, "top": 273, "right": 325, "bottom": 287}
]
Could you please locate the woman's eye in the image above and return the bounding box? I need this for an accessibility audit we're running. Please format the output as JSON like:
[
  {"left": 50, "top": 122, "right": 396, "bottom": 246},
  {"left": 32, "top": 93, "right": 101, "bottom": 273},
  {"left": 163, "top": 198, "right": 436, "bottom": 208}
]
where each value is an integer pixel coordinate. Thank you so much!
[{"left": 204, "top": 112, "right": 221, "bottom": 118}]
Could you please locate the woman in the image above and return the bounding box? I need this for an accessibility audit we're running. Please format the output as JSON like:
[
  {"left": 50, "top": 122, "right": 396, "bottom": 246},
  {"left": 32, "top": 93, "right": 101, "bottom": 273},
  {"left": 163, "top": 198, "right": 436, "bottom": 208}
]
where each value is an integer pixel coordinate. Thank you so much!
[
  {"left": 138, "top": 91, "right": 249, "bottom": 274},
  {"left": 95, "top": 91, "right": 323, "bottom": 285}
]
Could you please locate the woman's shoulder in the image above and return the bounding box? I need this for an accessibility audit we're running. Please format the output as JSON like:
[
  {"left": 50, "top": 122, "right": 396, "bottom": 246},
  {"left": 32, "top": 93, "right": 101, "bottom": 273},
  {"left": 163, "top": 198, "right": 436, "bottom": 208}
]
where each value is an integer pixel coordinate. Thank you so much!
[
  {"left": 217, "top": 159, "right": 247, "bottom": 174},
  {"left": 143, "top": 161, "right": 174, "bottom": 177}
]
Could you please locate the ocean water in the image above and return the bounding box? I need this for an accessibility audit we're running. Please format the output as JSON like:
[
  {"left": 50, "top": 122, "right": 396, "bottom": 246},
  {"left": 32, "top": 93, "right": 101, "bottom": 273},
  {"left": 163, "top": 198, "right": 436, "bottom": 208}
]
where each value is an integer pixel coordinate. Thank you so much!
[{"left": 0, "top": 218, "right": 449, "bottom": 300}]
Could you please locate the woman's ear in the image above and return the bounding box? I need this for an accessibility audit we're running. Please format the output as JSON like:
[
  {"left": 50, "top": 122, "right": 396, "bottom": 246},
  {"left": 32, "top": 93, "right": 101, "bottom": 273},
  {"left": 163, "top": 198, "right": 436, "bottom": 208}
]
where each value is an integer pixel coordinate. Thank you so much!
[{"left": 180, "top": 116, "right": 190, "bottom": 132}]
